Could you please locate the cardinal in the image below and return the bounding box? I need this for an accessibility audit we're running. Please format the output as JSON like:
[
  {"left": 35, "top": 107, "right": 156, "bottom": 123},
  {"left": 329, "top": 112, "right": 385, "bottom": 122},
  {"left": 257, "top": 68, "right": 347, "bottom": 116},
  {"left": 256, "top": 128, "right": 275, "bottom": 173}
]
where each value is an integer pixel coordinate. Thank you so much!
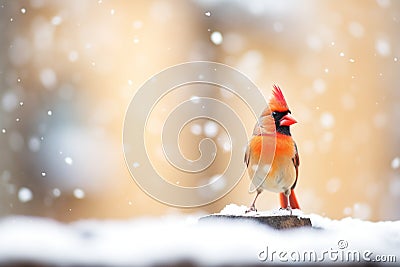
[{"left": 244, "top": 85, "right": 300, "bottom": 212}]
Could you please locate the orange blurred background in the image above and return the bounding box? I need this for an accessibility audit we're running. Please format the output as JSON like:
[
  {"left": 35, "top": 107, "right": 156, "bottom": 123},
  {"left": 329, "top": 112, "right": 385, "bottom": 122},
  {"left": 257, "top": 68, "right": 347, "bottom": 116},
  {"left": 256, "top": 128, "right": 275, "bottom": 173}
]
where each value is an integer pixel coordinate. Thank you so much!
[{"left": 0, "top": 0, "right": 399, "bottom": 222}]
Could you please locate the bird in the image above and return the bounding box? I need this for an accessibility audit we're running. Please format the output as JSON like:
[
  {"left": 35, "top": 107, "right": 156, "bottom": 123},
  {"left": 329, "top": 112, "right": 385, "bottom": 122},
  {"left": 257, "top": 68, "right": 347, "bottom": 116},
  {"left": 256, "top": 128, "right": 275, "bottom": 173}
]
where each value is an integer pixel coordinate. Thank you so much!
[{"left": 244, "top": 85, "right": 300, "bottom": 213}]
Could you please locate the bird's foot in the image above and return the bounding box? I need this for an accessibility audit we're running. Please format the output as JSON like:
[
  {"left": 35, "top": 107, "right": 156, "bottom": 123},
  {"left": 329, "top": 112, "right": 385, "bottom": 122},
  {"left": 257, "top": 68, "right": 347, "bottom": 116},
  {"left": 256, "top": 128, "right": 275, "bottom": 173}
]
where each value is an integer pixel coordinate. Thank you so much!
[
  {"left": 245, "top": 205, "right": 257, "bottom": 214},
  {"left": 279, "top": 206, "right": 292, "bottom": 215}
]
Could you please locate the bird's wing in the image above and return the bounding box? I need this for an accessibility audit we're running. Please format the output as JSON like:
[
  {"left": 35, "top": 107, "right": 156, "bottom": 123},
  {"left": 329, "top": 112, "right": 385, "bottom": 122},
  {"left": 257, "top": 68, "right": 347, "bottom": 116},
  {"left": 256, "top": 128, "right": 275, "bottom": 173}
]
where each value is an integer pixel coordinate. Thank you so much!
[
  {"left": 244, "top": 144, "right": 250, "bottom": 167},
  {"left": 291, "top": 141, "right": 300, "bottom": 189}
]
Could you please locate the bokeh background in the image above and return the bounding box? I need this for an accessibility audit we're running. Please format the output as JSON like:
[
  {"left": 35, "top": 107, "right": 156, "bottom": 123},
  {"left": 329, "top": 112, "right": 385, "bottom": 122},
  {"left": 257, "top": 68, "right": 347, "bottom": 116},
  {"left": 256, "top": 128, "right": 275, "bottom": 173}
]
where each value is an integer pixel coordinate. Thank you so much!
[{"left": 0, "top": 0, "right": 399, "bottom": 222}]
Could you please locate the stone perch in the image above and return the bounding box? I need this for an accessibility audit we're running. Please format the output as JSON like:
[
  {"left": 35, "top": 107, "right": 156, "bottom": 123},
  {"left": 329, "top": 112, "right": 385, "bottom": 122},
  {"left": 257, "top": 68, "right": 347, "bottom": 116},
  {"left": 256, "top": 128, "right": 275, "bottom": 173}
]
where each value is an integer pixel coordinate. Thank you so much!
[{"left": 200, "top": 214, "right": 312, "bottom": 230}]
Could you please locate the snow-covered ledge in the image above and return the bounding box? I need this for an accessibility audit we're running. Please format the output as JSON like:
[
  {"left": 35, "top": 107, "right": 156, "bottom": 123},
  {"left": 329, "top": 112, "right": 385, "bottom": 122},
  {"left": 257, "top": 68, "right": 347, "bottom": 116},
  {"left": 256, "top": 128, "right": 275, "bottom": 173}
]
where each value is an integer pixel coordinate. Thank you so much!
[
  {"left": 0, "top": 204, "right": 399, "bottom": 266},
  {"left": 201, "top": 204, "right": 312, "bottom": 229}
]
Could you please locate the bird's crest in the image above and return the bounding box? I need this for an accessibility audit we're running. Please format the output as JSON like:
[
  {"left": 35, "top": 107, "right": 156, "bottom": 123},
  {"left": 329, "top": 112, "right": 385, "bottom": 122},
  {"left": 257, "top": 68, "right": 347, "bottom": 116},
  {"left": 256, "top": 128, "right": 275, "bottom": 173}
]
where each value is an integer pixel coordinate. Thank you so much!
[{"left": 269, "top": 84, "right": 289, "bottom": 112}]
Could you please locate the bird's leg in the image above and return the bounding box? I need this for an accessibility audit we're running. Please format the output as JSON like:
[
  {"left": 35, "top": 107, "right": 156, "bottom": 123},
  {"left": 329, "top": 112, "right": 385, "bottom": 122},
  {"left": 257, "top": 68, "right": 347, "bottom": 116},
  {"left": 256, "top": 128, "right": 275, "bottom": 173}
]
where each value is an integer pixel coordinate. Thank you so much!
[
  {"left": 280, "top": 189, "right": 292, "bottom": 215},
  {"left": 246, "top": 190, "right": 261, "bottom": 213}
]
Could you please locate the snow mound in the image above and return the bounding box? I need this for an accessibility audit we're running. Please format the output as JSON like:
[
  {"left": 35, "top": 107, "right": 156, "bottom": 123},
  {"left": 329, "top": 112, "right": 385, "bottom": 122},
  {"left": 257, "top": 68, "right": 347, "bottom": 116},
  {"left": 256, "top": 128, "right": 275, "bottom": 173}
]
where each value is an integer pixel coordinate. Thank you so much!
[
  {"left": 219, "top": 203, "right": 304, "bottom": 217},
  {"left": 0, "top": 204, "right": 399, "bottom": 266}
]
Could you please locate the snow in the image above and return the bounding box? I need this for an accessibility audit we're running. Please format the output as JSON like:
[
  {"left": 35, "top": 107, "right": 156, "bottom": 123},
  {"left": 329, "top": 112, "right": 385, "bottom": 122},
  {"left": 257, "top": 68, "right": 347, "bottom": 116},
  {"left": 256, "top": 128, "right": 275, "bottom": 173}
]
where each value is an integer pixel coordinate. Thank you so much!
[
  {"left": 51, "top": 16, "right": 62, "bottom": 26},
  {"left": 204, "top": 121, "right": 218, "bottom": 137},
  {"left": 2, "top": 91, "right": 18, "bottom": 112},
  {"left": 204, "top": 11, "right": 211, "bottom": 17},
  {"left": 1, "top": 129, "right": 6, "bottom": 134},
  {"left": 47, "top": 110, "right": 52, "bottom": 116},
  {"left": 73, "top": 188, "right": 85, "bottom": 199},
  {"left": 39, "top": 68, "right": 57, "bottom": 89},
  {"left": 132, "top": 20, "right": 143, "bottom": 29},
  {"left": 68, "top": 50, "right": 79, "bottom": 62},
  {"left": 391, "top": 157, "right": 400, "bottom": 169},
  {"left": 320, "top": 112, "right": 335, "bottom": 129},
  {"left": 20, "top": 8, "right": 26, "bottom": 14},
  {"left": 41, "top": 172, "right": 46, "bottom": 177},
  {"left": 28, "top": 137, "right": 41, "bottom": 152},
  {"left": 64, "top": 157, "right": 73, "bottom": 165},
  {"left": 348, "top": 21, "right": 365, "bottom": 38},
  {"left": 210, "top": 31, "right": 223, "bottom": 45},
  {"left": 190, "top": 123, "right": 202, "bottom": 135},
  {"left": 132, "top": 162, "right": 140, "bottom": 168},
  {"left": 52, "top": 188, "right": 61, "bottom": 198},
  {"left": 17, "top": 187, "right": 33, "bottom": 203},
  {"left": 0, "top": 204, "right": 398, "bottom": 265},
  {"left": 375, "top": 39, "right": 391, "bottom": 57},
  {"left": 312, "top": 78, "right": 326, "bottom": 94}
]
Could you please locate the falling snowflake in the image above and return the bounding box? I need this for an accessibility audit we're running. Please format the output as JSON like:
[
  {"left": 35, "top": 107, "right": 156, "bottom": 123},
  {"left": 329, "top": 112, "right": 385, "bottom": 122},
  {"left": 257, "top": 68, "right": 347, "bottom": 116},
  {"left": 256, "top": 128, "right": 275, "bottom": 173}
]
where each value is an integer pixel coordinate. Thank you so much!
[
  {"left": 313, "top": 79, "right": 326, "bottom": 94},
  {"left": 28, "top": 137, "right": 40, "bottom": 152},
  {"left": 320, "top": 112, "right": 335, "bottom": 129},
  {"left": 375, "top": 39, "right": 391, "bottom": 57},
  {"left": 190, "top": 124, "right": 202, "bottom": 135},
  {"left": 391, "top": 157, "right": 400, "bottom": 169},
  {"left": 210, "top": 31, "right": 223, "bottom": 45},
  {"left": 51, "top": 16, "right": 62, "bottom": 25},
  {"left": 132, "top": 162, "right": 140, "bottom": 168},
  {"left": 64, "top": 157, "right": 73, "bottom": 165},
  {"left": 18, "top": 187, "right": 33, "bottom": 203},
  {"left": 73, "top": 188, "right": 85, "bottom": 199},
  {"left": 52, "top": 188, "right": 61, "bottom": 198},
  {"left": 39, "top": 68, "right": 57, "bottom": 89},
  {"left": 204, "top": 121, "right": 218, "bottom": 137},
  {"left": 68, "top": 50, "right": 79, "bottom": 62}
]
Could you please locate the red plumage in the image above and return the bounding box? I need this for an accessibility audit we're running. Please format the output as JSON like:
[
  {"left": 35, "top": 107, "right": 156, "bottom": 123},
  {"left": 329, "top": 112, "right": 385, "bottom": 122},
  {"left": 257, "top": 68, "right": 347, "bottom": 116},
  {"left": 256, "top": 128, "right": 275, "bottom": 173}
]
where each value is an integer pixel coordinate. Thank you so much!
[
  {"left": 245, "top": 85, "right": 301, "bottom": 212},
  {"left": 269, "top": 85, "right": 289, "bottom": 112}
]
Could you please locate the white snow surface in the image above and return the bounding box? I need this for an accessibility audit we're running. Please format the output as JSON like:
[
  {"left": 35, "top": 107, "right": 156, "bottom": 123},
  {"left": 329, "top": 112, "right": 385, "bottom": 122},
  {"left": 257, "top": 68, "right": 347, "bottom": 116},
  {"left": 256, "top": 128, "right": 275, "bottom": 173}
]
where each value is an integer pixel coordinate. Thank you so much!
[{"left": 0, "top": 204, "right": 399, "bottom": 266}]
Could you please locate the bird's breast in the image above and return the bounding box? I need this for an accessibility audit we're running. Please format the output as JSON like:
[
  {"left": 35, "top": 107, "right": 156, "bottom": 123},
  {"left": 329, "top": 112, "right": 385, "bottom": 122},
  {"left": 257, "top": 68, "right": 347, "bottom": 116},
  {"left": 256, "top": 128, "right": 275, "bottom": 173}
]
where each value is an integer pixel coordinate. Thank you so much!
[{"left": 248, "top": 133, "right": 296, "bottom": 193}]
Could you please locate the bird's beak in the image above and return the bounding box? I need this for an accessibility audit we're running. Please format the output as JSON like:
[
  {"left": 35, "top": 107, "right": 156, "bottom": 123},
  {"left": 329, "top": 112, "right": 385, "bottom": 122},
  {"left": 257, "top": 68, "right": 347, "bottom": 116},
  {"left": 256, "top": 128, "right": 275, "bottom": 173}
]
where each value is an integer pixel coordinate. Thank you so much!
[{"left": 280, "top": 114, "right": 297, "bottom": 126}]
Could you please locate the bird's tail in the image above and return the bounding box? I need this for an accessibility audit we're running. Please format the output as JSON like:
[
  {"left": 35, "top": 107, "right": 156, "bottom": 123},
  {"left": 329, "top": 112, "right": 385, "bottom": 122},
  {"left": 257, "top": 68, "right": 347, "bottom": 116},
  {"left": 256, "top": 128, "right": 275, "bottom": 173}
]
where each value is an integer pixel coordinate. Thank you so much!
[{"left": 279, "top": 189, "right": 300, "bottom": 209}]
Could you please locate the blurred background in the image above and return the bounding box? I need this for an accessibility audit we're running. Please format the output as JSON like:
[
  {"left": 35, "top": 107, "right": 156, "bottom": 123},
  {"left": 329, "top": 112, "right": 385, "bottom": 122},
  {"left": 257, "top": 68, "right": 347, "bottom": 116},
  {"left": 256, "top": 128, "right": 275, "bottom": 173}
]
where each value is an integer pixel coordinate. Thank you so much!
[{"left": 0, "top": 0, "right": 399, "bottom": 222}]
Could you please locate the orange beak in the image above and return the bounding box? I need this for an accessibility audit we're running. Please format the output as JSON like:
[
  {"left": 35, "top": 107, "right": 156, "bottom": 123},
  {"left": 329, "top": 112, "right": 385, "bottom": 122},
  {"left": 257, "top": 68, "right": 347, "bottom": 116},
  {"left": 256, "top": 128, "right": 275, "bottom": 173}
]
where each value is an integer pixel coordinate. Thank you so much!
[{"left": 279, "top": 114, "right": 297, "bottom": 126}]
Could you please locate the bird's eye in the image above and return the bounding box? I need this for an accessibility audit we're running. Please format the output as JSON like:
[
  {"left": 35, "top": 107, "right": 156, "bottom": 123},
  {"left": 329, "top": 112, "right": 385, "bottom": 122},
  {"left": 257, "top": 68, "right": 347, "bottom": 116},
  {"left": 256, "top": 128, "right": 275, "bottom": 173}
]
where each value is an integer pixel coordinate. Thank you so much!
[{"left": 272, "top": 111, "right": 277, "bottom": 116}]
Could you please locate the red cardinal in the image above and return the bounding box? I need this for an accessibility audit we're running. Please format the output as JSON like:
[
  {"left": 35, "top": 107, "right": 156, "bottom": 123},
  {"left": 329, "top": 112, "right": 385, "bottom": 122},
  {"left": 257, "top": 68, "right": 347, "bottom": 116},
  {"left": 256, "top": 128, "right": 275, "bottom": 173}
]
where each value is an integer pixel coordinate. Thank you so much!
[{"left": 244, "top": 85, "right": 300, "bottom": 212}]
